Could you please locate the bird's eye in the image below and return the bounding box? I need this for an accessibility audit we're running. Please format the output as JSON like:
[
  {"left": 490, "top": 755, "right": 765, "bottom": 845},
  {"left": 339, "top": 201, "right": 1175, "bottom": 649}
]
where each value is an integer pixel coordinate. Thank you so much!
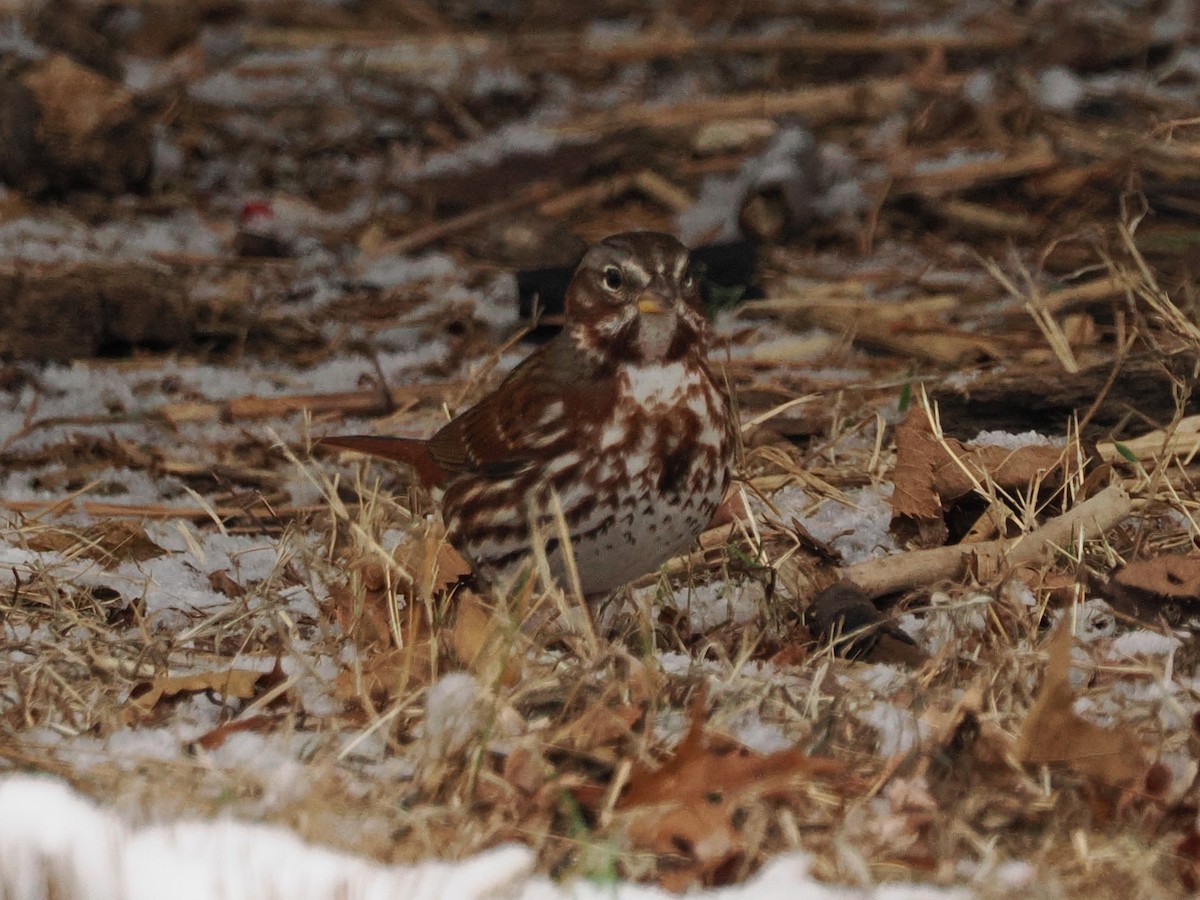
[
  {"left": 602, "top": 266, "right": 623, "bottom": 291},
  {"left": 680, "top": 270, "right": 694, "bottom": 289}
]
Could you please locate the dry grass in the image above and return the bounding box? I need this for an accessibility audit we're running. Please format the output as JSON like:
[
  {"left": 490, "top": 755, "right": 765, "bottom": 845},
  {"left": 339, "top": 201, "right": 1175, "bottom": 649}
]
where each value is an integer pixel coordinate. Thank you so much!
[
  {"left": 3, "top": 2, "right": 1200, "bottom": 893},
  {"left": 5, "top": 278, "right": 1200, "bottom": 892}
]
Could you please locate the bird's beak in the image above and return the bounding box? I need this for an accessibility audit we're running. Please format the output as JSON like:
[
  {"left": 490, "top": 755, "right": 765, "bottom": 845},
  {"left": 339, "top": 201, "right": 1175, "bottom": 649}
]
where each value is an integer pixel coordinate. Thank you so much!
[{"left": 636, "top": 291, "right": 671, "bottom": 315}]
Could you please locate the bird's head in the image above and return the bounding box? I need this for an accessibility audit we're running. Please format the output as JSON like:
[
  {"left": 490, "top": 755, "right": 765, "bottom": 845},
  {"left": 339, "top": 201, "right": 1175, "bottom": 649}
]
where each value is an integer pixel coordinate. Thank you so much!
[{"left": 565, "top": 231, "right": 708, "bottom": 365}]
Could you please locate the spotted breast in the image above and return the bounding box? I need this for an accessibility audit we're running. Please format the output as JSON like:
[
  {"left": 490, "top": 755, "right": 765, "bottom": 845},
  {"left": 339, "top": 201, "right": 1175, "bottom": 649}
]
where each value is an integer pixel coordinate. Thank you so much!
[{"left": 321, "top": 231, "right": 736, "bottom": 596}]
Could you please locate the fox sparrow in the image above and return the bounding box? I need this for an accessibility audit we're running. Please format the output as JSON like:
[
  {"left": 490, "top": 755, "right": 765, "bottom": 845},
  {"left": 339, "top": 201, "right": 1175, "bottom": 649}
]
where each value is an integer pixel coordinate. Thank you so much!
[{"left": 322, "top": 231, "right": 736, "bottom": 595}]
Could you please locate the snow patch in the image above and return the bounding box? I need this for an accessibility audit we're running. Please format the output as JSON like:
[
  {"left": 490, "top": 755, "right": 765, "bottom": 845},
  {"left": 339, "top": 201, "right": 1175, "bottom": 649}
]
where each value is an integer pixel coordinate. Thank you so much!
[
  {"left": 912, "top": 149, "right": 1002, "bottom": 175},
  {"left": 1037, "top": 66, "right": 1086, "bottom": 111},
  {"left": 1107, "top": 629, "right": 1182, "bottom": 658},
  {"left": 856, "top": 701, "right": 929, "bottom": 757},
  {"left": 766, "top": 483, "right": 899, "bottom": 565},
  {"left": 0, "top": 774, "right": 975, "bottom": 899},
  {"left": 422, "top": 673, "right": 485, "bottom": 761},
  {"left": 963, "top": 71, "right": 995, "bottom": 106},
  {"left": 413, "top": 123, "right": 563, "bottom": 178}
]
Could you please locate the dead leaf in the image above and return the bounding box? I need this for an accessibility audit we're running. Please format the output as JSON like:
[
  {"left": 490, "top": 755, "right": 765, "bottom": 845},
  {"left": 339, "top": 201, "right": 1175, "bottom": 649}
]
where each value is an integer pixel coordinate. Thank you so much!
[
  {"left": 1176, "top": 829, "right": 1200, "bottom": 891},
  {"left": 334, "top": 602, "right": 437, "bottom": 703},
  {"left": 125, "top": 666, "right": 267, "bottom": 724},
  {"left": 208, "top": 569, "right": 246, "bottom": 598},
  {"left": 26, "top": 520, "right": 165, "bottom": 568},
  {"left": 450, "top": 589, "right": 523, "bottom": 686},
  {"left": 1103, "top": 554, "right": 1200, "bottom": 625},
  {"left": 551, "top": 657, "right": 656, "bottom": 756},
  {"left": 607, "top": 690, "right": 844, "bottom": 890},
  {"left": 475, "top": 741, "right": 555, "bottom": 813},
  {"left": 891, "top": 406, "right": 1069, "bottom": 547},
  {"left": 329, "top": 519, "right": 470, "bottom": 650},
  {"left": 335, "top": 647, "right": 422, "bottom": 705},
  {"left": 1012, "top": 565, "right": 1079, "bottom": 607},
  {"left": 329, "top": 559, "right": 398, "bottom": 648},
  {"left": 891, "top": 406, "right": 951, "bottom": 544},
  {"left": 564, "top": 699, "right": 647, "bottom": 755},
  {"left": 192, "top": 714, "right": 275, "bottom": 750},
  {"left": 920, "top": 682, "right": 1015, "bottom": 772},
  {"left": 329, "top": 520, "right": 477, "bottom": 707},
  {"left": 412, "top": 525, "right": 472, "bottom": 600},
  {"left": 503, "top": 743, "right": 547, "bottom": 797},
  {"left": 942, "top": 442, "right": 1066, "bottom": 501},
  {"left": 1015, "top": 622, "right": 1147, "bottom": 789}
]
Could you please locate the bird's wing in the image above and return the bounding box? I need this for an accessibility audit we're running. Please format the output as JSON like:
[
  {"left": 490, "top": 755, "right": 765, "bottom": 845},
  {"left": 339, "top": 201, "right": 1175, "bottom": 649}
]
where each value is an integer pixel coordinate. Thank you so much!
[
  {"left": 320, "top": 336, "right": 607, "bottom": 485},
  {"left": 426, "top": 336, "right": 607, "bottom": 480}
]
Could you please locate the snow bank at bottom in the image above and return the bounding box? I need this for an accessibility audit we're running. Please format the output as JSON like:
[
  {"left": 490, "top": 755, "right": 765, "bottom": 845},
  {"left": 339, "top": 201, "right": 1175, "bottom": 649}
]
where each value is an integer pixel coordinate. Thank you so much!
[{"left": 0, "top": 775, "right": 965, "bottom": 900}]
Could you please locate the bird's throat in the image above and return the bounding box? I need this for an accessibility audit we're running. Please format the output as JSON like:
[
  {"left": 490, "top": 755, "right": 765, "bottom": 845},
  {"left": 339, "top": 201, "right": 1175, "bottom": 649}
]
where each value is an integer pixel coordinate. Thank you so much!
[{"left": 634, "top": 312, "right": 678, "bottom": 361}]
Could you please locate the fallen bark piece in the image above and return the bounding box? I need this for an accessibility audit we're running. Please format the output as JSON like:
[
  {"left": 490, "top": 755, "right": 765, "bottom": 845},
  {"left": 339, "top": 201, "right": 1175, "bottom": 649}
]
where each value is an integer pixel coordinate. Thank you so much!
[
  {"left": 558, "top": 74, "right": 966, "bottom": 136},
  {"left": 894, "top": 138, "right": 1057, "bottom": 198},
  {"left": 931, "top": 351, "right": 1200, "bottom": 439},
  {"left": 159, "top": 384, "right": 456, "bottom": 425},
  {"left": 0, "top": 264, "right": 192, "bottom": 360},
  {"left": 748, "top": 291, "right": 1007, "bottom": 365},
  {"left": 244, "top": 26, "right": 1022, "bottom": 64}
]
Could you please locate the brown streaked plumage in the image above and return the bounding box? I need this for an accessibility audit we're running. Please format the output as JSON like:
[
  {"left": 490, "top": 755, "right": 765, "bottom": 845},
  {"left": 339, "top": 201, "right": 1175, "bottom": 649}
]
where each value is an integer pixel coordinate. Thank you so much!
[{"left": 321, "top": 231, "right": 735, "bottom": 595}]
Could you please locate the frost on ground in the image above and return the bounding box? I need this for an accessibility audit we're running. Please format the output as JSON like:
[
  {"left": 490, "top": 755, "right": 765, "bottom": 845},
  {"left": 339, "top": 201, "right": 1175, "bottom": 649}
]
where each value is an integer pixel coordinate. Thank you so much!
[{"left": 4, "top": 0, "right": 1200, "bottom": 897}]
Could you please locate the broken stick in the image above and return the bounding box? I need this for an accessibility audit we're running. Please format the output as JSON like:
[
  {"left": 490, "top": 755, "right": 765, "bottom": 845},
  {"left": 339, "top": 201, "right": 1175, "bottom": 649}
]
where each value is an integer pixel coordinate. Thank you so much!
[{"left": 833, "top": 482, "right": 1132, "bottom": 601}]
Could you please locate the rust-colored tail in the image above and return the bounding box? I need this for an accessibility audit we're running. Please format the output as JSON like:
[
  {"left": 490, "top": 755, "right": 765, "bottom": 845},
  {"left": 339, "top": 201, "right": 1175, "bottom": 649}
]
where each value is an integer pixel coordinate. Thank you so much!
[{"left": 317, "top": 435, "right": 446, "bottom": 488}]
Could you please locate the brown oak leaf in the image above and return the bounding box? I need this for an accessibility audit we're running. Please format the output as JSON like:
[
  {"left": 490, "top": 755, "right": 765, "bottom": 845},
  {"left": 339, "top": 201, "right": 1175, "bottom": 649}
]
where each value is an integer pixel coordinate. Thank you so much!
[{"left": 1015, "top": 622, "right": 1147, "bottom": 789}]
